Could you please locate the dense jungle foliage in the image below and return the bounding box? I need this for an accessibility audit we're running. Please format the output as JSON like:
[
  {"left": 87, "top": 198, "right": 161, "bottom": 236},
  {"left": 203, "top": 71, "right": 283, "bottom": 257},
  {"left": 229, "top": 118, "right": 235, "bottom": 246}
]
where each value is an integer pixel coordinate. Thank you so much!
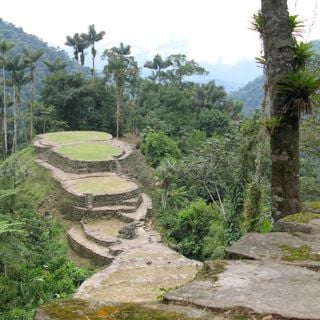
[{"left": 0, "top": 17, "right": 319, "bottom": 319}]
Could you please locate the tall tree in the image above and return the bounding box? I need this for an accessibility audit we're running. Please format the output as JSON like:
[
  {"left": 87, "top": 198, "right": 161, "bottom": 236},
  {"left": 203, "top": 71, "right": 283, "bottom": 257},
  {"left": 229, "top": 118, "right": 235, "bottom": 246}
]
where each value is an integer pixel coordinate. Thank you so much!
[
  {"left": 103, "top": 43, "right": 139, "bottom": 138},
  {"left": 15, "top": 70, "right": 30, "bottom": 143},
  {"left": 0, "top": 40, "right": 14, "bottom": 158},
  {"left": 81, "top": 24, "right": 106, "bottom": 81},
  {"left": 144, "top": 54, "right": 172, "bottom": 85},
  {"left": 167, "top": 54, "right": 208, "bottom": 85},
  {"left": 23, "top": 48, "right": 43, "bottom": 140},
  {"left": 43, "top": 58, "right": 67, "bottom": 73},
  {"left": 260, "top": 1, "right": 320, "bottom": 220},
  {"left": 5, "top": 55, "right": 27, "bottom": 153},
  {"left": 65, "top": 33, "right": 89, "bottom": 70}
]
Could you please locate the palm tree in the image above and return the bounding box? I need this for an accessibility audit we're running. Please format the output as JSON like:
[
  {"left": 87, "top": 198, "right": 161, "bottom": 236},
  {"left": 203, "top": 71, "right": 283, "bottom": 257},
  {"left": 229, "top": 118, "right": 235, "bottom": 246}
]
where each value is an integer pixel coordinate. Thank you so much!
[
  {"left": 15, "top": 70, "right": 30, "bottom": 143},
  {"left": 65, "top": 33, "right": 89, "bottom": 70},
  {"left": 23, "top": 49, "right": 43, "bottom": 140},
  {"left": 65, "top": 33, "right": 80, "bottom": 62},
  {"left": 5, "top": 55, "right": 27, "bottom": 153},
  {"left": 43, "top": 58, "right": 67, "bottom": 73},
  {"left": 157, "top": 159, "right": 176, "bottom": 209},
  {"left": 81, "top": 24, "right": 105, "bottom": 81},
  {"left": 103, "top": 43, "right": 139, "bottom": 138},
  {"left": 0, "top": 40, "right": 15, "bottom": 158},
  {"left": 144, "top": 54, "right": 172, "bottom": 85}
]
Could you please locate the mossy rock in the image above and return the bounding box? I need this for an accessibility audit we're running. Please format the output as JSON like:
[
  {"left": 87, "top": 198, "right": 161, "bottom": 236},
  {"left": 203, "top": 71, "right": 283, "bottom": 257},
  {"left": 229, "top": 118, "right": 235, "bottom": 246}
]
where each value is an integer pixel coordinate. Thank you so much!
[
  {"left": 280, "top": 244, "right": 320, "bottom": 262},
  {"left": 306, "top": 201, "right": 320, "bottom": 212},
  {"left": 196, "top": 260, "right": 227, "bottom": 281},
  {"left": 34, "top": 300, "right": 206, "bottom": 320},
  {"left": 281, "top": 211, "right": 320, "bottom": 223}
]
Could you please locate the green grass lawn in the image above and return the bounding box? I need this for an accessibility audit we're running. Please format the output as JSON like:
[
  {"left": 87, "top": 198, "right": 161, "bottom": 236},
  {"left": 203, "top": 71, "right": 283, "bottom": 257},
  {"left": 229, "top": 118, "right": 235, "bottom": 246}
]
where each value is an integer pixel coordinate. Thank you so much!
[
  {"left": 56, "top": 143, "right": 123, "bottom": 161},
  {"left": 71, "top": 176, "right": 136, "bottom": 195},
  {"left": 43, "top": 131, "right": 112, "bottom": 145}
]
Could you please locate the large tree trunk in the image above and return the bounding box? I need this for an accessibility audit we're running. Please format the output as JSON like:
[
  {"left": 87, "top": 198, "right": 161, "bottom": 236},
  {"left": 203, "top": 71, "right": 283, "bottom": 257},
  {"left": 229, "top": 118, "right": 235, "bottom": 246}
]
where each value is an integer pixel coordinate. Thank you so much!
[
  {"left": 2, "top": 65, "right": 7, "bottom": 158},
  {"left": 261, "top": 0, "right": 301, "bottom": 221},
  {"left": 116, "top": 90, "right": 120, "bottom": 139},
  {"left": 30, "top": 77, "right": 34, "bottom": 141},
  {"left": 12, "top": 83, "right": 17, "bottom": 154}
]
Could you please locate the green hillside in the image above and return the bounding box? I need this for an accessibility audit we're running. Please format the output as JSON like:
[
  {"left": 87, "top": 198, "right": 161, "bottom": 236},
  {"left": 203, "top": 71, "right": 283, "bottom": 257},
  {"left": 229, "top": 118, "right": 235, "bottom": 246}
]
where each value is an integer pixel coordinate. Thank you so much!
[
  {"left": 228, "top": 75, "right": 264, "bottom": 113},
  {"left": 0, "top": 18, "right": 79, "bottom": 96}
]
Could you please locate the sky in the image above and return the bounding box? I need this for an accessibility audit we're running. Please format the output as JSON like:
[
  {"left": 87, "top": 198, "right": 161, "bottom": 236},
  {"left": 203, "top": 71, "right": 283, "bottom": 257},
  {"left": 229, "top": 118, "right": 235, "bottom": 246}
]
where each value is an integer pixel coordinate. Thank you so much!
[{"left": 1, "top": 0, "right": 319, "bottom": 66}]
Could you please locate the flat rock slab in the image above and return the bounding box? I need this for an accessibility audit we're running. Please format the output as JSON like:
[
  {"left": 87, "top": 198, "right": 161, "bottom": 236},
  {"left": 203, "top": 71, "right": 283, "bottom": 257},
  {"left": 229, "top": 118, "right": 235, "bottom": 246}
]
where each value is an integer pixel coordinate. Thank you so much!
[
  {"left": 75, "top": 242, "right": 201, "bottom": 303},
  {"left": 226, "top": 231, "right": 320, "bottom": 268},
  {"left": 165, "top": 260, "right": 320, "bottom": 319}
]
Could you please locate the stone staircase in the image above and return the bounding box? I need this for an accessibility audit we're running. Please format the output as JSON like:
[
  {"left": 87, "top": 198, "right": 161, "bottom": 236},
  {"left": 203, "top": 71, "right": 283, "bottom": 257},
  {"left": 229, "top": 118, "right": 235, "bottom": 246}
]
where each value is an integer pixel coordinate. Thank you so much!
[
  {"left": 67, "top": 193, "right": 152, "bottom": 266},
  {"left": 34, "top": 133, "right": 152, "bottom": 266},
  {"left": 33, "top": 132, "right": 200, "bottom": 313}
]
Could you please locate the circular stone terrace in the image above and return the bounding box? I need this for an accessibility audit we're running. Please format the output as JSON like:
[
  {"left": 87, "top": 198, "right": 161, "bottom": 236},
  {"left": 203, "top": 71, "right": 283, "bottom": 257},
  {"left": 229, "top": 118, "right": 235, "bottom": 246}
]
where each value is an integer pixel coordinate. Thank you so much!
[
  {"left": 38, "top": 131, "right": 112, "bottom": 147},
  {"left": 68, "top": 176, "right": 137, "bottom": 196},
  {"left": 54, "top": 142, "right": 123, "bottom": 162},
  {"left": 34, "top": 131, "right": 137, "bottom": 173}
]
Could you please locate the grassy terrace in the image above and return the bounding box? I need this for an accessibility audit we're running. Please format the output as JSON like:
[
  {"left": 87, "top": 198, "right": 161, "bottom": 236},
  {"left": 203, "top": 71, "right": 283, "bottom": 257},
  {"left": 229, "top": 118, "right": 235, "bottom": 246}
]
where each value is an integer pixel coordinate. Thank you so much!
[
  {"left": 70, "top": 176, "right": 136, "bottom": 195},
  {"left": 43, "top": 131, "right": 112, "bottom": 145},
  {"left": 55, "top": 143, "right": 123, "bottom": 161}
]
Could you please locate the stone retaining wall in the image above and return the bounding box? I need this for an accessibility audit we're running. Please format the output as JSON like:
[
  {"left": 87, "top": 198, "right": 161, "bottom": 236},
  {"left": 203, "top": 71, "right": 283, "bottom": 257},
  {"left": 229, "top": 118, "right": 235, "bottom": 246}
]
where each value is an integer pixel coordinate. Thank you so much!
[
  {"left": 67, "top": 233, "right": 114, "bottom": 266},
  {"left": 47, "top": 150, "right": 118, "bottom": 173},
  {"left": 59, "top": 187, "right": 140, "bottom": 220},
  {"left": 69, "top": 206, "right": 134, "bottom": 222}
]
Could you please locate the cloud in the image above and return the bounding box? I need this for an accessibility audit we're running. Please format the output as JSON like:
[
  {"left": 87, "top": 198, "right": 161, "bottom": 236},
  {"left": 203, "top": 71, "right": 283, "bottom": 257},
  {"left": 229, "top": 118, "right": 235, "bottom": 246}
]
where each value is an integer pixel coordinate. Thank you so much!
[{"left": 1, "top": 0, "right": 319, "bottom": 65}]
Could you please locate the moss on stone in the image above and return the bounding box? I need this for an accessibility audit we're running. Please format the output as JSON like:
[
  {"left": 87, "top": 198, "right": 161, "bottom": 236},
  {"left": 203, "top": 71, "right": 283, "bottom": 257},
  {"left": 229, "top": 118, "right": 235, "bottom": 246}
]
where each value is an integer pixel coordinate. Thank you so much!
[
  {"left": 280, "top": 244, "right": 320, "bottom": 261},
  {"left": 281, "top": 212, "right": 320, "bottom": 223},
  {"left": 196, "top": 260, "right": 227, "bottom": 281},
  {"left": 37, "top": 300, "right": 207, "bottom": 320},
  {"left": 306, "top": 201, "right": 320, "bottom": 211}
]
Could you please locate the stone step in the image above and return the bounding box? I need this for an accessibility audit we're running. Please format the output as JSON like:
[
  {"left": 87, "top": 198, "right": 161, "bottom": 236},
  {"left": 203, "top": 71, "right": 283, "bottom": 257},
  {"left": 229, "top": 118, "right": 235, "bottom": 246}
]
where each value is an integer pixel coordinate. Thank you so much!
[
  {"left": 67, "top": 225, "right": 114, "bottom": 267},
  {"left": 73, "top": 204, "right": 137, "bottom": 220},
  {"left": 122, "top": 194, "right": 143, "bottom": 207},
  {"left": 81, "top": 219, "right": 126, "bottom": 247},
  {"left": 120, "top": 193, "right": 152, "bottom": 222}
]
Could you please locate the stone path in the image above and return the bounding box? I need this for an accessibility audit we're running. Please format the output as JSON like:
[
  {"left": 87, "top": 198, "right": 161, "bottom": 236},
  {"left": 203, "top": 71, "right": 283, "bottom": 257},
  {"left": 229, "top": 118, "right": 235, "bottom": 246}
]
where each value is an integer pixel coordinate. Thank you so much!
[{"left": 34, "top": 132, "right": 200, "bottom": 306}]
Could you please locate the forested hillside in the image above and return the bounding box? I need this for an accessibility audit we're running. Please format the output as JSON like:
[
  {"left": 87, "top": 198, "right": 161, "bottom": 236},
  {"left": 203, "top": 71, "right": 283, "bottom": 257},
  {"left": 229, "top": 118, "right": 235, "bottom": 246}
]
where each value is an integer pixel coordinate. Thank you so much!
[
  {"left": 228, "top": 75, "right": 264, "bottom": 113},
  {"left": 0, "top": 19, "right": 79, "bottom": 95}
]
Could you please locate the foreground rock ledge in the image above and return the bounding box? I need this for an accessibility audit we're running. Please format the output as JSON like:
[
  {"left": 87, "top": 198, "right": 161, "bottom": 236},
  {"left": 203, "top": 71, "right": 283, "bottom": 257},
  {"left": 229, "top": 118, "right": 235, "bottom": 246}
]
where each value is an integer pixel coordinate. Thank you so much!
[{"left": 165, "top": 260, "right": 320, "bottom": 320}]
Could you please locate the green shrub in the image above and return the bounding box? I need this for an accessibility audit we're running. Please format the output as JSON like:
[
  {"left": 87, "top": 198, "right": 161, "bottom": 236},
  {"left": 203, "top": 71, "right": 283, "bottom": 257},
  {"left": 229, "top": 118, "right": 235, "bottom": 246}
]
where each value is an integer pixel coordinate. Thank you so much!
[
  {"left": 170, "top": 200, "right": 224, "bottom": 260},
  {"left": 139, "top": 130, "right": 181, "bottom": 167},
  {"left": 197, "top": 108, "right": 230, "bottom": 136}
]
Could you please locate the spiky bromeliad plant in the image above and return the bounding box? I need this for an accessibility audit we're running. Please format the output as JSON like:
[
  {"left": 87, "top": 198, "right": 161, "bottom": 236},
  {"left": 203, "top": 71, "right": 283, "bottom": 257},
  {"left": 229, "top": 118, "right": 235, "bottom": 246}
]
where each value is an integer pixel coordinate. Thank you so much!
[
  {"left": 277, "top": 70, "right": 320, "bottom": 117},
  {"left": 292, "top": 41, "right": 314, "bottom": 70},
  {"left": 251, "top": 11, "right": 304, "bottom": 36}
]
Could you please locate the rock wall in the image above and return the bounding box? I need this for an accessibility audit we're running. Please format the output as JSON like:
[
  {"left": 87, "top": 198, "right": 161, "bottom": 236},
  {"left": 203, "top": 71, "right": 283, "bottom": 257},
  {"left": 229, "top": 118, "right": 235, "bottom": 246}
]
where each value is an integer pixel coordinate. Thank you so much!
[{"left": 47, "top": 150, "right": 118, "bottom": 173}]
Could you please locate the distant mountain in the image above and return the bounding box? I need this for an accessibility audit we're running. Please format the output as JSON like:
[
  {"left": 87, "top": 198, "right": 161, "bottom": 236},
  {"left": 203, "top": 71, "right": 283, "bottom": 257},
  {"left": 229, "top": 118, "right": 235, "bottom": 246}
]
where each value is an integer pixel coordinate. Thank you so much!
[
  {"left": 229, "top": 40, "right": 320, "bottom": 113},
  {"left": 0, "top": 18, "right": 80, "bottom": 97},
  {"left": 228, "top": 76, "right": 264, "bottom": 113}
]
